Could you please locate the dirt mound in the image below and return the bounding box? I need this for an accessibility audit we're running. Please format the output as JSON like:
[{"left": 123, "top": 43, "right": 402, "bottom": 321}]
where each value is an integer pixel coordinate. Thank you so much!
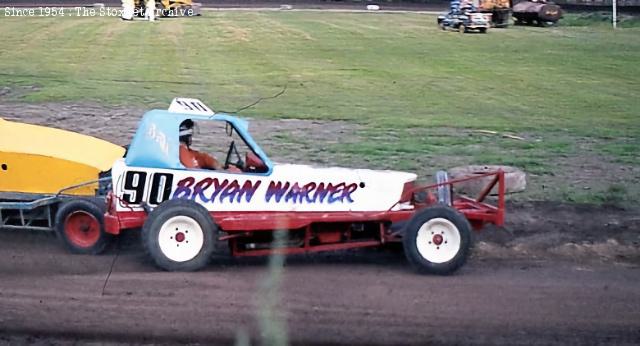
[{"left": 474, "top": 201, "right": 640, "bottom": 264}]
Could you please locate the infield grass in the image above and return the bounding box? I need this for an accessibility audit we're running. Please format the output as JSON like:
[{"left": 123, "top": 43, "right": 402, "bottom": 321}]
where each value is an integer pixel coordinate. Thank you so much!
[{"left": 0, "top": 11, "right": 638, "bottom": 203}]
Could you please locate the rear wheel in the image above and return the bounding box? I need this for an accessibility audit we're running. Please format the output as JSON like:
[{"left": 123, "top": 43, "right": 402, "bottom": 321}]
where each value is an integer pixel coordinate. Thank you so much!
[
  {"left": 142, "top": 199, "right": 217, "bottom": 271},
  {"left": 403, "top": 205, "right": 471, "bottom": 275},
  {"left": 55, "top": 199, "right": 111, "bottom": 255}
]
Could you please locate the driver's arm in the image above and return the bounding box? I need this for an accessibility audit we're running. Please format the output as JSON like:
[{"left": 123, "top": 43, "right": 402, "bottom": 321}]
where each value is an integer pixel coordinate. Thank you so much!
[{"left": 195, "top": 151, "right": 223, "bottom": 170}]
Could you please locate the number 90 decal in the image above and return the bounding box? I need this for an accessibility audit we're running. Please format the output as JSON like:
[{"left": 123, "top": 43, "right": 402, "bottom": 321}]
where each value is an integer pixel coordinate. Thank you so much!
[{"left": 120, "top": 171, "right": 174, "bottom": 207}]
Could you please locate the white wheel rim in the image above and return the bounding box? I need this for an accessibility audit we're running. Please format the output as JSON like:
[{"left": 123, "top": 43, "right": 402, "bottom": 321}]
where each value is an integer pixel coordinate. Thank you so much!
[
  {"left": 416, "top": 217, "right": 461, "bottom": 264},
  {"left": 158, "top": 216, "right": 205, "bottom": 262}
]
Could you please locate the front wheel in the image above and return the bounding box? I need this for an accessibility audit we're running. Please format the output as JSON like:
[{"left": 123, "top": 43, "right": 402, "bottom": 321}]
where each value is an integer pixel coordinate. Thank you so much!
[
  {"left": 403, "top": 205, "right": 471, "bottom": 275},
  {"left": 142, "top": 199, "right": 217, "bottom": 271}
]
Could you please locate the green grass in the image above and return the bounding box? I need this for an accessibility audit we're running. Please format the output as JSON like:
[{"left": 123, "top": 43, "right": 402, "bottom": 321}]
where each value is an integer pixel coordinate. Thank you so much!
[
  {"left": 560, "top": 183, "right": 631, "bottom": 205},
  {"left": 0, "top": 11, "right": 638, "bottom": 204},
  {"left": 561, "top": 12, "right": 640, "bottom": 28}
]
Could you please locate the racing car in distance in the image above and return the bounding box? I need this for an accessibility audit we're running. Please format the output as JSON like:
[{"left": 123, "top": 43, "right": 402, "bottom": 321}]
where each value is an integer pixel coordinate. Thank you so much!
[
  {"left": 437, "top": 10, "right": 490, "bottom": 33},
  {"left": 102, "top": 98, "right": 505, "bottom": 275}
]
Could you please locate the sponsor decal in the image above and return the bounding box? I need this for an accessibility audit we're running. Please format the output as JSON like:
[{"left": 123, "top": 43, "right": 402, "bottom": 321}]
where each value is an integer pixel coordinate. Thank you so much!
[
  {"left": 265, "top": 181, "right": 358, "bottom": 204},
  {"left": 120, "top": 171, "right": 359, "bottom": 207},
  {"left": 146, "top": 123, "right": 169, "bottom": 157},
  {"left": 173, "top": 177, "right": 262, "bottom": 203}
]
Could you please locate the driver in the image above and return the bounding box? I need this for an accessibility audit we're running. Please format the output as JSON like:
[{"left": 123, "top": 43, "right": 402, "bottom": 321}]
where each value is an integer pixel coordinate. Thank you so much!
[
  {"left": 179, "top": 119, "right": 223, "bottom": 170},
  {"left": 460, "top": 0, "right": 475, "bottom": 12}
]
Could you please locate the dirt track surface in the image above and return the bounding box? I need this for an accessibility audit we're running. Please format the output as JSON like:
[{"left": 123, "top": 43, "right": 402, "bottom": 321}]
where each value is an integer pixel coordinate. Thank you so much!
[
  {"left": 1, "top": 201, "right": 639, "bottom": 345},
  {"left": 1, "top": 101, "right": 640, "bottom": 344}
]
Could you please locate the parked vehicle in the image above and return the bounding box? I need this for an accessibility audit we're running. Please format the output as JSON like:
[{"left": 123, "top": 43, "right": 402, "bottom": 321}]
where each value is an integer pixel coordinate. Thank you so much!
[
  {"left": 513, "top": 0, "right": 563, "bottom": 26},
  {"left": 438, "top": 11, "right": 491, "bottom": 33},
  {"left": 476, "top": 0, "right": 512, "bottom": 28}
]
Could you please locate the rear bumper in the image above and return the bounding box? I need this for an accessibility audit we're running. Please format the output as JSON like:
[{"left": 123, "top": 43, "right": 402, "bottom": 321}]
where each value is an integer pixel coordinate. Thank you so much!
[
  {"left": 104, "top": 211, "right": 146, "bottom": 234},
  {"left": 104, "top": 213, "right": 121, "bottom": 235}
]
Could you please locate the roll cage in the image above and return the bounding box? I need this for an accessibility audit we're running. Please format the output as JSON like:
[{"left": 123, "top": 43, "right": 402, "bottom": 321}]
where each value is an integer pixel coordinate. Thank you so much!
[{"left": 124, "top": 109, "right": 273, "bottom": 175}]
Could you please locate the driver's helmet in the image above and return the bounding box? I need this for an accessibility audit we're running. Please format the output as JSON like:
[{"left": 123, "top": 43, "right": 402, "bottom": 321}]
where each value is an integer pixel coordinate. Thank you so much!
[{"left": 179, "top": 119, "right": 194, "bottom": 146}]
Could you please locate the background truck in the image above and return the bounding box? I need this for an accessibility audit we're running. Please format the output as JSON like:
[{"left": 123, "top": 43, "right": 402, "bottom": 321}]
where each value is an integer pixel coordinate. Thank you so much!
[
  {"left": 476, "top": 0, "right": 512, "bottom": 27},
  {"left": 448, "top": 0, "right": 512, "bottom": 28},
  {"left": 513, "top": 0, "right": 564, "bottom": 26}
]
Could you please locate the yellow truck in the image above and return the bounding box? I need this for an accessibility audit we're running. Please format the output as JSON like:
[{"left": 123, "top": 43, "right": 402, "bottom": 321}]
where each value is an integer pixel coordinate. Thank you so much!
[
  {"left": 475, "top": 0, "right": 512, "bottom": 27},
  {"left": 0, "top": 118, "right": 125, "bottom": 254}
]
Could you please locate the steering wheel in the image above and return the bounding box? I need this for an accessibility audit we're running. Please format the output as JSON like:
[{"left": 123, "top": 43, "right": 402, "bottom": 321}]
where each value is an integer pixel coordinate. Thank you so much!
[{"left": 224, "top": 141, "right": 245, "bottom": 170}]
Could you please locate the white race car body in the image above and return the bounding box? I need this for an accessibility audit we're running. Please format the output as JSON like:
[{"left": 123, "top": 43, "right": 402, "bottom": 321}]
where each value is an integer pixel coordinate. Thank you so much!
[
  {"left": 102, "top": 98, "right": 506, "bottom": 274},
  {"left": 111, "top": 159, "right": 417, "bottom": 213}
]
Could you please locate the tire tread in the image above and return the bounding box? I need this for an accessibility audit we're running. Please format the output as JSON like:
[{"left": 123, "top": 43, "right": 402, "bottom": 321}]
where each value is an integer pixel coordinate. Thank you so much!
[
  {"left": 403, "top": 205, "right": 472, "bottom": 275},
  {"left": 54, "top": 198, "right": 111, "bottom": 255},
  {"left": 141, "top": 199, "right": 217, "bottom": 271}
]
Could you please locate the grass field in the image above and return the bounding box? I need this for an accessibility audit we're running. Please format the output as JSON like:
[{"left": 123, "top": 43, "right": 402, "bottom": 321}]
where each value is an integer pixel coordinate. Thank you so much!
[{"left": 0, "top": 11, "right": 638, "bottom": 203}]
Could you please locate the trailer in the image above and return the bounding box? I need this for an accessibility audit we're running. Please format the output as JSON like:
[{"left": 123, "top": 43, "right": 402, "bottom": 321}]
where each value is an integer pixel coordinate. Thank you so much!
[{"left": 513, "top": 0, "right": 563, "bottom": 26}]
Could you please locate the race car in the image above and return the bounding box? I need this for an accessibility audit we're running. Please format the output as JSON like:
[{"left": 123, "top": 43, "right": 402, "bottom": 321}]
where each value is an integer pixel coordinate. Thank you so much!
[
  {"left": 438, "top": 10, "right": 490, "bottom": 33},
  {"left": 0, "top": 118, "right": 126, "bottom": 254},
  {"left": 0, "top": 118, "right": 125, "bottom": 196},
  {"left": 103, "top": 98, "right": 506, "bottom": 274}
]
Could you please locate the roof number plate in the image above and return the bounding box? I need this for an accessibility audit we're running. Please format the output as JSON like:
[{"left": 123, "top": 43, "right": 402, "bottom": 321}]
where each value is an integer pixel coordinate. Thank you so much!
[{"left": 168, "top": 98, "right": 215, "bottom": 115}]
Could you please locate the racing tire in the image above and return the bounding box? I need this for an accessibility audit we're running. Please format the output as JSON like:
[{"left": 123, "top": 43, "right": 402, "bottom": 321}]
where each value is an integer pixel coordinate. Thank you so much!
[
  {"left": 55, "top": 199, "right": 111, "bottom": 255},
  {"left": 479, "top": 27, "right": 487, "bottom": 33},
  {"left": 142, "top": 199, "right": 217, "bottom": 271},
  {"left": 403, "top": 205, "right": 471, "bottom": 275},
  {"left": 439, "top": 22, "right": 446, "bottom": 31}
]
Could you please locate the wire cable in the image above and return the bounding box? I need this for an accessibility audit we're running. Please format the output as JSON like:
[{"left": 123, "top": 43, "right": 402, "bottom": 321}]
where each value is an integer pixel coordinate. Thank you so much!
[{"left": 219, "top": 84, "right": 288, "bottom": 114}]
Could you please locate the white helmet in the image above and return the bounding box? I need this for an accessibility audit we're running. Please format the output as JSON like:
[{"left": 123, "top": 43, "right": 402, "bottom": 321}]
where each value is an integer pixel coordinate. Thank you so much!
[{"left": 179, "top": 119, "right": 194, "bottom": 145}]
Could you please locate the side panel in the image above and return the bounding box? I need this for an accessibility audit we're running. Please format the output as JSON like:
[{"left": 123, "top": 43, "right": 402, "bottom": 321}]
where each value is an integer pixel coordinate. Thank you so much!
[
  {"left": 107, "top": 209, "right": 414, "bottom": 232},
  {"left": 0, "top": 152, "right": 99, "bottom": 195},
  {"left": 0, "top": 118, "right": 125, "bottom": 172},
  {"left": 111, "top": 160, "right": 414, "bottom": 213}
]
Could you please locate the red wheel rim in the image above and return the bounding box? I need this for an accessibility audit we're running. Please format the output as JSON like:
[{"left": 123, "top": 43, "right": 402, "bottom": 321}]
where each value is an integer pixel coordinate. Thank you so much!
[{"left": 64, "top": 211, "right": 100, "bottom": 248}]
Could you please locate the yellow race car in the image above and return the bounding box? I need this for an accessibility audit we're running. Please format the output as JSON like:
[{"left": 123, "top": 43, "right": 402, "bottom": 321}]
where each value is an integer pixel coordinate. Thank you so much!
[
  {"left": 0, "top": 118, "right": 124, "bottom": 195},
  {"left": 0, "top": 118, "right": 125, "bottom": 254}
]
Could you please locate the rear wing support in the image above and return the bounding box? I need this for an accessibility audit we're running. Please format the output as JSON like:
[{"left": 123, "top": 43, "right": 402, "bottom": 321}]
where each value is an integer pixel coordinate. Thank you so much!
[{"left": 410, "top": 170, "right": 506, "bottom": 230}]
